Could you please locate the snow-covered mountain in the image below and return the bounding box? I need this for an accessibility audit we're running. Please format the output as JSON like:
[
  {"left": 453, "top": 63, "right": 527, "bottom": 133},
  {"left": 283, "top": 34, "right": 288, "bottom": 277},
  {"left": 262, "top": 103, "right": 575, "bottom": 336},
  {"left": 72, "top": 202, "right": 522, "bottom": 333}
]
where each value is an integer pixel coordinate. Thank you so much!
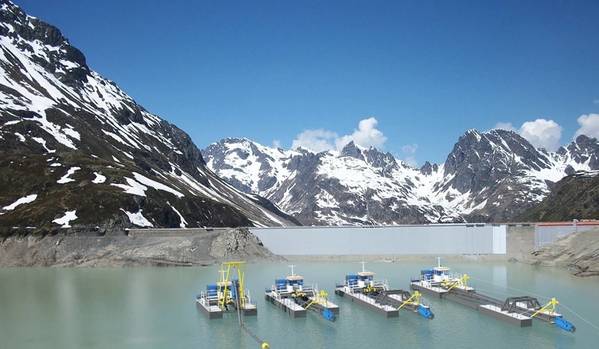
[
  {"left": 0, "top": 0, "right": 297, "bottom": 232},
  {"left": 203, "top": 131, "right": 599, "bottom": 225}
]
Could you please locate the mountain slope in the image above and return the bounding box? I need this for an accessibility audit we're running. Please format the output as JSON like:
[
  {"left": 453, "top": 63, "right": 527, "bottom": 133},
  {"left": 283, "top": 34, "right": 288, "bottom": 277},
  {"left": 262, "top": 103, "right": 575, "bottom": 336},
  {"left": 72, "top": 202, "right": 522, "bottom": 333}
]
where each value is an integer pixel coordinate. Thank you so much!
[
  {"left": 518, "top": 171, "right": 599, "bottom": 222},
  {"left": 203, "top": 132, "right": 599, "bottom": 225},
  {"left": 434, "top": 130, "right": 590, "bottom": 222},
  {"left": 0, "top": 0, "right": 296, "bottom": 233}
]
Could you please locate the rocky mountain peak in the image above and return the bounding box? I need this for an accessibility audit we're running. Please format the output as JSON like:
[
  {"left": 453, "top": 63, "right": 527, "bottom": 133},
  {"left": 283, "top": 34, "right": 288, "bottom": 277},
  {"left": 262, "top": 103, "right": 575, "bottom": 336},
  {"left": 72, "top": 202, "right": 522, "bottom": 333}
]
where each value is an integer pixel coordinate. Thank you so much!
[
  {"left": 557, "top": 134, "right": 599, "bottom": 169},
  {"left": 362, "top": 147, "right": 399, "bottom": 175},
  {"left": 339, "top": 141, "right": 364, "bottom": 160},
  {"left": 420, "top": 161, "right": 438, "bottom": 175},
  {"left": 445, "top": 128, "right": 550, "bottom": 179},
  {"left": 1, "top": 0, "right": 89, "bottom": 88}
]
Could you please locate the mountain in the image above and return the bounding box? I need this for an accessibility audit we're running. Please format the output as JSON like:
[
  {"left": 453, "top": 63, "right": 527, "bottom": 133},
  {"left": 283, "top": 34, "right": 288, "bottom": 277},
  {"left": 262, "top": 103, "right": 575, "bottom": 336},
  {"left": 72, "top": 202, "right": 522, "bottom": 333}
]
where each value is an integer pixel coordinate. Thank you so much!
[
  {"left": 518, "top": 171, "right": 599, "bottom": 222},
  {"left": 0, "top": 0, "right": 297, "bottom": 234},
  {"left": 205, "top": 138, "right": 458, "bottom": 225},
  {"left": 435, "top": 129, "right": 584, "bottom": 222},
  {"left": 203, "top": 132, "right": 599, "bottom": 225}
]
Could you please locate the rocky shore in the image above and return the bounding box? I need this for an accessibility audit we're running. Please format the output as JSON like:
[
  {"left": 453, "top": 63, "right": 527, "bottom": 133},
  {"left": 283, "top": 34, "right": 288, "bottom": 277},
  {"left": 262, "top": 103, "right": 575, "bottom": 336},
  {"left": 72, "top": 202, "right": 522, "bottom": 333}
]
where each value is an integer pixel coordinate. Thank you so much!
[
  {"left": 0, "top": 228, "right": 282, "bottom": 267},
  {"left": 525, "top": 229, "right": 599, "bottom": 277}
]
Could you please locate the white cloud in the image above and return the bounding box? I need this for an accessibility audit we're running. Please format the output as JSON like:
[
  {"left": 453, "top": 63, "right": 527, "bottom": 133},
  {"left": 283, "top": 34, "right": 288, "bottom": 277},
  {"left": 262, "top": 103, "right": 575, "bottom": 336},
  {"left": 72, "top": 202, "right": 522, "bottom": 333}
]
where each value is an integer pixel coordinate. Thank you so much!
[
  {"left": 272, "top": 139, "right": 281, "bottom": 148},
  {"left": 292, "top": 117, "right": 387, "bottom": 153},
  {"left": 335, "top": 117, "right": 387, "bottom": 150},
  {"left": 494, "top": 122, "right": 516, "bottom": 132},
  {"left": 291, "top": 129, "right": 337, "bottom": 153},
  {"left": 574, "top": 113, "right": 599, "bottom": 139},
  {"left": 518, "top": 118, "right": 562, "bottom": 151},
  {"left": 399, "top": 144, "right": 418, "bottom": 166},
  {"left": 401, "top": 144, "right": 418, "bottom": 154}
]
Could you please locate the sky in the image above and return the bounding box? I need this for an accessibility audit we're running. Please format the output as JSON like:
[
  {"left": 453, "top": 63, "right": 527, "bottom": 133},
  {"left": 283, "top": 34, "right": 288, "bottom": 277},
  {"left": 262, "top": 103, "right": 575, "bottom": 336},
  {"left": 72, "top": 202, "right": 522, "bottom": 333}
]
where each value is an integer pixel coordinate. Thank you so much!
[{"left": 16, "top": 0, "right": 599, "bottom": 164}]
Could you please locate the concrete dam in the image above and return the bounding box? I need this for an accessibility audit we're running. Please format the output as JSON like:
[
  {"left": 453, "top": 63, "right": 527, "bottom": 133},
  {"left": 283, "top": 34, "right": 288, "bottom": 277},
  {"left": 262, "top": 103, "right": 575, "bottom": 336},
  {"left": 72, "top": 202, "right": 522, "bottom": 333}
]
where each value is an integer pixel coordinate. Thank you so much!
[{"left": 129, "top": 221, "right": 596, "bottom": 258}]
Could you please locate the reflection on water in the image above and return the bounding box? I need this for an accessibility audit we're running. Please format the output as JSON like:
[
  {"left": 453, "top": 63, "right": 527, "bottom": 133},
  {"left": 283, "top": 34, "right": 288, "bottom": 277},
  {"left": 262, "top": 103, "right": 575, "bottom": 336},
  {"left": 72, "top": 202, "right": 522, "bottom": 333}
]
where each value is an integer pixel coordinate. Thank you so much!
[
  {"left": 492, "top": 265, "right": 507, "bottom": 288},
  {"left": 0, "top": 262, "right": 597, "bottom": 349}
]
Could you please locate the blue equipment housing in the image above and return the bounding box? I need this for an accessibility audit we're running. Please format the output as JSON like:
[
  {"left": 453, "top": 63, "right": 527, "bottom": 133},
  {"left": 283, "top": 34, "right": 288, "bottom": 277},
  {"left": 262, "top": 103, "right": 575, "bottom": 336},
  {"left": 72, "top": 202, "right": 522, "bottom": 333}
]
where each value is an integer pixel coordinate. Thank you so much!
[
  {"left": 418, "top": 304, "right": 434, "bottom": 319},
  {"left": 322, "top": 308, "right": 336, "bottom": 321},
  {"left": 554, "top": 316, "right": 576, "bottom": 332}
]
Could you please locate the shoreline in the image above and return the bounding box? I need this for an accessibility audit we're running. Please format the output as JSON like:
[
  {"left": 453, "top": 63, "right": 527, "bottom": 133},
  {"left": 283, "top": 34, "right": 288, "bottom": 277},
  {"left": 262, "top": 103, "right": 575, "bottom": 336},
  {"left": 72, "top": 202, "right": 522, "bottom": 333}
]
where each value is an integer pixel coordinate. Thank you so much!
[
  {"left": 1, "top": 227, "right": 597, "bottom": 279},
  {"left": 0, "top": 228, "right": 281, "bottom": 267}
]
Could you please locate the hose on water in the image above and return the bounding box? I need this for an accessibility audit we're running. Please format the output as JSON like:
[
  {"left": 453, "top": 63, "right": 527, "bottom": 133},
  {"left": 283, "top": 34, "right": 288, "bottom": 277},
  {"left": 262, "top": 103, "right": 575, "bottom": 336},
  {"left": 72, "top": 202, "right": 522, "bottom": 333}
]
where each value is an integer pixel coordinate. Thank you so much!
[
  {"left": 241, "top": 323, "right": 270, "bottom": 349},
  {"left": 233, "top": 280, "right": 270, "bottom": 348}
]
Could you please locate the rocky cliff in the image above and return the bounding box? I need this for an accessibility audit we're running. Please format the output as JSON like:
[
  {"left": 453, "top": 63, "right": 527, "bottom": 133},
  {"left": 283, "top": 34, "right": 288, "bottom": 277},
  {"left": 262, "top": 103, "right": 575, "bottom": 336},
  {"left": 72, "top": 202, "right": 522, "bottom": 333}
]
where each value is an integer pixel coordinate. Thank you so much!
[
  {"left": 0, "top": 228, "right": 281, "bottom": 267},
  {"left": 526, "top": 229, "right": 599, "bottom": 277}
]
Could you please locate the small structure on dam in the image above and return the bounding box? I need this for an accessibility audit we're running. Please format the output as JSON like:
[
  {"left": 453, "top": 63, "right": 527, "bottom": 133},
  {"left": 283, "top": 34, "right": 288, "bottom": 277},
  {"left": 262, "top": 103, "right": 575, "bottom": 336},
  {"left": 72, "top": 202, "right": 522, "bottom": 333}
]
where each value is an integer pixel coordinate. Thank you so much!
[
  {"left": 410, "top": 260, "right": 576, "bottom": 332},
  {"left": 265, "top": 265, "right": 338, "bottom": 321},
  {"left": 335, "top": 262, "right": 434, "bottom": 319}
]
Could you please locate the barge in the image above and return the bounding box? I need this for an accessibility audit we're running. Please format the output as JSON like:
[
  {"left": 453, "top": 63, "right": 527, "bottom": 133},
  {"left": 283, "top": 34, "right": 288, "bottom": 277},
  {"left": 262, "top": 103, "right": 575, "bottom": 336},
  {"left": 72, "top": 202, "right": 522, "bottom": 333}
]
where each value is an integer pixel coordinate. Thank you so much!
[
  {"left": 265, "top": 265, "right": 339, "bottom": 321},
  {"left": 335, "top": 262, "right": 434, "bottom": 319},
  {"left": 196, "top": 261, "right": 257, "bottom": 319},
  {"left": 410, "top": 259, "right": 575, "bottom": 332}
]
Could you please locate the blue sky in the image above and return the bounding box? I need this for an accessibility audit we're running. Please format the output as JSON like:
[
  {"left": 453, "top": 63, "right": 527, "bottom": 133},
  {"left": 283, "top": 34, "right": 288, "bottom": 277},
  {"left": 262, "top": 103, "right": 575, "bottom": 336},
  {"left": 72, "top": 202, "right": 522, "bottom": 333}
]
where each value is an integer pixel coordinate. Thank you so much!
[{"left": 17, "top": 0, "right": 599, "bottom": 164}]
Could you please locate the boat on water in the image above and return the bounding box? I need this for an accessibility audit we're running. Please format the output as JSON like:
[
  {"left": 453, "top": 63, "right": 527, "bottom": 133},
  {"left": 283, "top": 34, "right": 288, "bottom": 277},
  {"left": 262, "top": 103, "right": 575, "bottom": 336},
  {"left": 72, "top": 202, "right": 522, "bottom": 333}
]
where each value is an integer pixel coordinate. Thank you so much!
[
  {"left": 196, "top": 261, "right": 257, "bottom": 319},
  {"left": 410, "top": 259, "right": 575, "bottom": 332},
  {"left": 335, "top": 262, "right": 434, "bottom": 319},
  {"left": 265, "top": 265, "right": 338, "bottom": 321},
  {"left": 411, "top": 257, "right": 474, "bottom": 293}
]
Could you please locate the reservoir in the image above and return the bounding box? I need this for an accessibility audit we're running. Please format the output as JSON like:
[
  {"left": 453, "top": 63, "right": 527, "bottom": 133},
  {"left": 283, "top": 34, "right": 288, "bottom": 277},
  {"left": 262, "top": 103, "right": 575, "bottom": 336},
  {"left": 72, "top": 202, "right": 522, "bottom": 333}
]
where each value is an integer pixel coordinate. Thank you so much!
[{"left": 1, "top": 261, "right": 597, "bottom": 348}]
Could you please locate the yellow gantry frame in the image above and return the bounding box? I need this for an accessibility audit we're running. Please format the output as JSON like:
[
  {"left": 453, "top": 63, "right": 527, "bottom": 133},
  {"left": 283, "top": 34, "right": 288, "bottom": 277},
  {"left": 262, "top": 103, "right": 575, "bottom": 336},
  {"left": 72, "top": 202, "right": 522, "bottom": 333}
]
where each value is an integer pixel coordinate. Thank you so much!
[
  {"left": 398, "top": 290, "right": 422, "bottom": 310},
  {"left": 441, "top": 274, "right": 470, "bottom": 292},
  {"left": 362, "top": 284, "right": 376, "bottom": 294},
  {"left": 531, "top": 297, "right": 559, "bottom": 318},
  {"left": 305, "top": 290, "right": 330, "bottom": 310},
  {"left": 218, "top": 261, "right": 247, "bottom": 309}
]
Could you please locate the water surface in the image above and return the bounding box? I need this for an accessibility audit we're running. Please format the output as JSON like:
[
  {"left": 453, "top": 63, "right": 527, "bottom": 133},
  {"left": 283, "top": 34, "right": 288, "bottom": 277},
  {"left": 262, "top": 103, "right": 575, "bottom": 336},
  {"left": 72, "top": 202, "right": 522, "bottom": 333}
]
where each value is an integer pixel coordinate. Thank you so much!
[{"left": 1, "top": 262, "right": 598, "bottom": 348}]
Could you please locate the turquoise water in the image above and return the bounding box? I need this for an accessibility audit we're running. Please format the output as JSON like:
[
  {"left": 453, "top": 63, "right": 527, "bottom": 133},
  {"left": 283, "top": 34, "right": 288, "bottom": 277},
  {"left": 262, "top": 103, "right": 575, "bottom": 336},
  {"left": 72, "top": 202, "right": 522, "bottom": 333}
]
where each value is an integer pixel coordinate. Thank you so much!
[{"left": 1, "top": 262, "right": 598, "bottom": 349}]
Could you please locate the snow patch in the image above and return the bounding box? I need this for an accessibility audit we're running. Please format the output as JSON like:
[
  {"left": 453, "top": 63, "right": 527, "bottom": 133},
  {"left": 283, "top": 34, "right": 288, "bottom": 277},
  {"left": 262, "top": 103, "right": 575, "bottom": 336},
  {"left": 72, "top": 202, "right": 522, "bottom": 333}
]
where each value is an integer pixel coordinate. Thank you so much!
[
  {"left": 2, "top": 194, "right": 37, "bottom": 211},
  {"left": 52, "top": 210, "right": 77, "bottom": 228},
  {"left": 111, "top": 178, "right": 148, "bottom": 197},
  {"left": 132, "top": 172, "right": 184, "bottom": 198},
  {"left": 168, "top": 202, "right": 188, "bottom": 228},
  {"left": 31, "top": 137, "right": 56, "bottom": 153},
  {"left": 14, "top": 132, "right": 26, "bottom": 142},
  {"left": 121, "top": 209, "right": 153, "bottom": 227},
  {"left": 57, "top": 167, "right": 80, "bottom": 184},
  {"left": 92, "top": 172, "right": 106, "bottom": 184}
]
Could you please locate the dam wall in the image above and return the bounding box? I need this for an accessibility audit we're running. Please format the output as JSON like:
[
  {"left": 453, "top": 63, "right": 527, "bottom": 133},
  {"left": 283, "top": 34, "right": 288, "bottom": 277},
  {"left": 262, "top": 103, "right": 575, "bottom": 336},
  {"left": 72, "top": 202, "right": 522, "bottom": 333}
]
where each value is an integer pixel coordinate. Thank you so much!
[
  {"left": 126, "top": 222, "right": 585, "bottom": 257},
  {"left": 534, "top": 222, "right": 599, "bottom": 248},
  {"left": 250, "top": 224, "right": 511, "bottom": 256}
]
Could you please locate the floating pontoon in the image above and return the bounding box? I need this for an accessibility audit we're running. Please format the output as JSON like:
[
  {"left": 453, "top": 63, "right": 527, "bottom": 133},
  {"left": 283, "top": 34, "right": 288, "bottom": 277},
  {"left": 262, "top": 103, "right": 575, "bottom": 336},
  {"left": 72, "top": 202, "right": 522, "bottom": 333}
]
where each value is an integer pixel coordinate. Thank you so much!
[
  {"left": 335, "top": 262, "right": 434, "bottom": 319},
  {"left": 196, "top": 261, "right": 257, "bottom": 319},
  {"left": 265, "top": 265, "right": 339, "bottom": 321},
  {"left": 410, "top": 258, "right": 575, "bottom": 332}
]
